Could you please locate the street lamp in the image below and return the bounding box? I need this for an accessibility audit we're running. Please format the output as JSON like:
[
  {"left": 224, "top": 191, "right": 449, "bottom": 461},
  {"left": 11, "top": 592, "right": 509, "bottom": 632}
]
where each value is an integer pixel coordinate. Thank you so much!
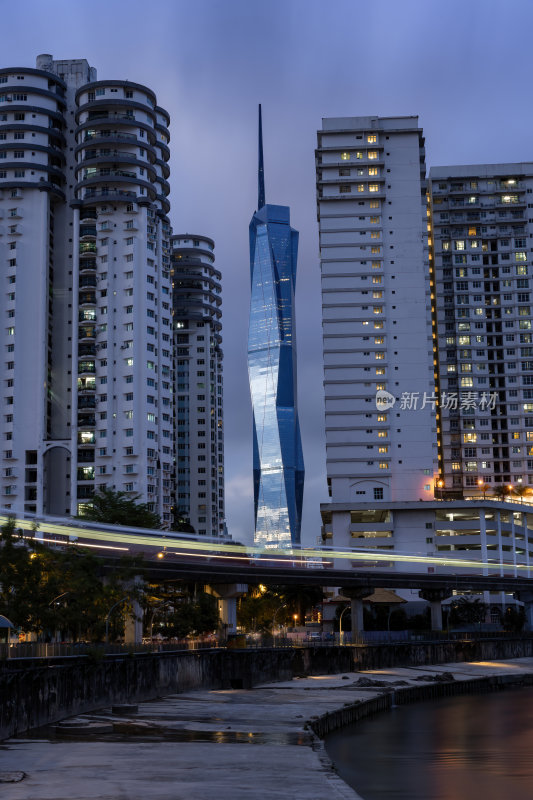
[
  {"left": 339, "top": 605, "right": 350, "bottom": 645},
  {"left": 478, "top": 478, "right": 488, "bottom": 500}
]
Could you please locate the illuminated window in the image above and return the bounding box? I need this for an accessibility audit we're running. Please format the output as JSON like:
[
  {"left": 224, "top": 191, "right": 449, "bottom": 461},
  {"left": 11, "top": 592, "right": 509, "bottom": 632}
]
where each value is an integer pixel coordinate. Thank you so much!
[
  {"left": 376, "top": 383, "right": 386, "bottom": 390},
  {"left": 378, "top": 446, "right": 388, "bottom": 453},
  {"left": 468, "top": 227, "right": 477, "bottom": 236},
  {"left": 373, "top": 306, "right": 383, "bottom": 314},
  {"left": 370, "top": 200, "right": 380, "bottom": 209},
  {"left": 379, "top": 462, "right": 389, "bottom": 469},
  {"left": 371, "top": 246, "right": 380, "bottom": 254},
  {"left": 377, "top": 414, "right": 387, "bottom": 422},
  {"left": 375, "top": 367, "right": 385, "bottom": 375},
  {"left": 374, "top": 321, "right": 383, "bottom": 329},
  {"left": 357, "top": 184, "right": 365, "bottom": 192},
  {"left": 372, "top": 261, "right": 381, "bottom": 269},
  {"left": 374, "top": 336, "right": 384, "bottom": 343},
  {"left": 375, "top": 352, "right": 385, "bottom": 360},
  {"left": 455, "top": 240, "right": 465, "bottom": 250},
  {"left": 378, "top": 431, "right": 387, "bottom": 437},
  {"left": 373, "top": 276, "right": 382, "bottom": 284},
  {"left": 370, "top": 216, "right": 380, "bottom": 224},
  {"left": 373, "top": 291, "right": 383, "bottom": 298},
  {"left": 371, "top": 232, "right": 380, "bottom": 239},
  {"left": 516, "top": 252, "right": 527, "bottom": 262},
  {"left": 356, "top": 151, "right": 364, "bottom": 159},
  {"left": 369, "top": 184, "right": 379, "bottom": 192},
  {"left": 368, "top": 167, "right": 379, "bottom": 176},
  {"left": 341, "top": 152, "right": 350, "bottom": 160},
  {"left": 463, "top": 432, "right": 477, "bottom": 443}
]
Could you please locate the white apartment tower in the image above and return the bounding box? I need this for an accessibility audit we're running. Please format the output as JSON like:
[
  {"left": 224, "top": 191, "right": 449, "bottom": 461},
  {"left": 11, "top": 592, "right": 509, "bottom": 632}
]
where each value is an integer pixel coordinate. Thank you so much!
[
  {"left": 0, "top": 55, "right": 173, "bottom": 524},
  {"left": 316, "top": 116, "right": 438, "bottom": 506},
  {"left": 171, "top": 235, "right": 225, "bottom": 536},
  {"left": 429, "top": 163, "right": 533, "bottom": 499}
]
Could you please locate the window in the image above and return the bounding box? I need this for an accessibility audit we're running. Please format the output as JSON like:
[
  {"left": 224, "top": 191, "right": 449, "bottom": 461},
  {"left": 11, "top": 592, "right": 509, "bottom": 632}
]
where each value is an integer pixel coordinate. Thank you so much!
[
  {"left": 340, "top": 152, "right": 350, "bottom": 160},
  {"left": 373, "top": 487, "right": 384, "bottom": 500}
]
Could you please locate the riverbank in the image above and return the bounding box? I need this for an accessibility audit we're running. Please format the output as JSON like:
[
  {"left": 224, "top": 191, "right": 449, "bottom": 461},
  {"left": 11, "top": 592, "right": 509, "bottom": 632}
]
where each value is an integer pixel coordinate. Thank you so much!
[{"left": 2, "top": 658, "right": 533, "bottom": 799}]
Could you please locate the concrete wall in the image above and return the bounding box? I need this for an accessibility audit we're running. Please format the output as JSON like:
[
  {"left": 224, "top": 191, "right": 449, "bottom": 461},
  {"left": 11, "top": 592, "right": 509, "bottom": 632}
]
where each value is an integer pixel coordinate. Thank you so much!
[{"left": 2, "top": 639, "right": 532, "bottom": 740}]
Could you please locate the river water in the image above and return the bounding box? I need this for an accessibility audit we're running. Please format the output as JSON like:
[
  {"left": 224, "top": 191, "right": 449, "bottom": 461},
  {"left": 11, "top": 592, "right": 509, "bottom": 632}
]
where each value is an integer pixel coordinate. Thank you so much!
[{"left": 325, "top": 687, "right": 533, "bottom": 800}]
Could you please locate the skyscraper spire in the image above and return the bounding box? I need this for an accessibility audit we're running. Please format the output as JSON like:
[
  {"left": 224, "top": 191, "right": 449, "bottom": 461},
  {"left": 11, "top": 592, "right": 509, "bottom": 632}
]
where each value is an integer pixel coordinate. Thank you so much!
[{"left": 258, "top": 104, "right": 265, "bottom": 210}]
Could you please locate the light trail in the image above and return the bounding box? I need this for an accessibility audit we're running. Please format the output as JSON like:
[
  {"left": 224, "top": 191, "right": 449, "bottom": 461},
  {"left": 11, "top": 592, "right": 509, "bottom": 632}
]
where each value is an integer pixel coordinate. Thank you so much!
[{"left": 3, "top": 512, "right": 531, "bottom": 575}]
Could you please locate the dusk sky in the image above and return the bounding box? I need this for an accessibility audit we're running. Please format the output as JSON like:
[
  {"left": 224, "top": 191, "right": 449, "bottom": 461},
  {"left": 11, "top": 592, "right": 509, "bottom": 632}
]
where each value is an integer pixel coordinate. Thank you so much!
[{"left": 4, "top": 0, "right": 533, "bottom": 544}]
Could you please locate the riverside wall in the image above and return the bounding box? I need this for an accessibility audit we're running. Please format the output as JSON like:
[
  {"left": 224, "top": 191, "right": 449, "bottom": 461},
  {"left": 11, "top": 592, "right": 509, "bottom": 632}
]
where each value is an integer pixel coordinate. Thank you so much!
[{"left": 2, "top": 637, "right": 533, "bottom": 740}]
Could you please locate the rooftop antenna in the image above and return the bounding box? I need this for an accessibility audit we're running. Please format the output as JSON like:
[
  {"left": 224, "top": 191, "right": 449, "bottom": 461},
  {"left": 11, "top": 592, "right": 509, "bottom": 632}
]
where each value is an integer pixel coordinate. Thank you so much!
[{"left": 258, "top": 104, "right": 265, "bottom": 210}]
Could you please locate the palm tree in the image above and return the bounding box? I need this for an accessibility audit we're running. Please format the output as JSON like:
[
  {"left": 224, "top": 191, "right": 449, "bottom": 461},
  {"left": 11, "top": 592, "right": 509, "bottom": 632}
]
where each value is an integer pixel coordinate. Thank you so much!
[
  {"left": 511, "top": 485, "right": 532, "bottom": 505},
  {"left": 493, "top": 484, "right": 511, "bottom": 502}
]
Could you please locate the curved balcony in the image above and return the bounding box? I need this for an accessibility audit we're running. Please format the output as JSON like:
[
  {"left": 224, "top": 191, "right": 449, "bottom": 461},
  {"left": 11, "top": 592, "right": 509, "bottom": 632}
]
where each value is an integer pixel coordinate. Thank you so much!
[
  {"left": 77, "top": 414, "right": 95, "bottom": 428},
  {"left": 78, "top": 431, "right": 96, "bottom": 446},
  {"left": 80, "top": 226, "right": 97, "bottom": 240},
  {"left": 78, "top": 343, "right": 96, "bottom": 358},
  {"left": 77, "top": 467, "right": 95, "bottom": 481},
  {"left": 77, "top": 378, "right": 96, "bottom": 393},
  {"left": 78, "top": 360, "right": 96, "bottom": 375},
  {"left": 79, "top": 275, "right": 97, "bottom": 289},
  {"left": 76, "top": 174, "right": 156, "bottom": 201},
  {"left": 78, "top": 325, "right": 96, "bottom": 341},
  {"left": 75, "top": 118, "right": 156, "bottom": 146},
  {"left": 78, "top": 395, "right": 96, "bottom": 410},
  {"left": 81, "top": 187, "right": 138, "bottom": 203},
  {"left": 79, "top": 242, "right": 97, "bottom": 255},
  {"left": 79, "top": 309, "right": 96, "bottom": 322},
  {"left": 77, "top": 449, "right": 95, "bottom": 463},
  {"left": 79, "top": 291, "right": 96, "bottom": 307},
  {"left": 79, "top": 260, "right": 97, "bottom": 274}
]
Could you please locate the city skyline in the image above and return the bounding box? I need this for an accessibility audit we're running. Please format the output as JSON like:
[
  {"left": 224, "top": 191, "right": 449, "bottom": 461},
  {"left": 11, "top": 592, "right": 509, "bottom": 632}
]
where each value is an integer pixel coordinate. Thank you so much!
[{"left": 3, "top": 0, "right": 533, "bottom": 543}]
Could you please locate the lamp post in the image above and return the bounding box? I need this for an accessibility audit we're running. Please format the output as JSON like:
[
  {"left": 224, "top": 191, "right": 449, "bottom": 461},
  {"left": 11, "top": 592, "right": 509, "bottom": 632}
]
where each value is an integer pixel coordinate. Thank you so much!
[
  {"left": 478, "top": 478, "right": 488, "bottom": 501},
  {"left": 339, "top": 605, "right": 350, "bottom": 645},
  {"left": 105, "top": 596, "right": 129, "bottom": 644}
]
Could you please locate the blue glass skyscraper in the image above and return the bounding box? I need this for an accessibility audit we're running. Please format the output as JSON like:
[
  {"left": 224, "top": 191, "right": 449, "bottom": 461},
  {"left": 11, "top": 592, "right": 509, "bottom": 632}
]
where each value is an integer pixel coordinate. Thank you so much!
[{"left": 248, "top": 106, "right": 304, "bottom": 548}]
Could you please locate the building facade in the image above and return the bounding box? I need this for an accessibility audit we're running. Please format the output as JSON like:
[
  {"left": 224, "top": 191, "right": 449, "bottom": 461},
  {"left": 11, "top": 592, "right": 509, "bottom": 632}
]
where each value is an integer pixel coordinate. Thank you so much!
[
  {"left": 429, "top": 163, "right": 533, "bottom": 501},
  {"left": 316, "top": 116, "right": 438, "bottom": 506},
  {"left": 0, "top": 55, "right": 173, "bottom": 524},
  {"left": 171, "top": 234, "right": 225, "bottom": 536},
  {"left": 248, "top": 107, "right": 304, "bottom": 547}
]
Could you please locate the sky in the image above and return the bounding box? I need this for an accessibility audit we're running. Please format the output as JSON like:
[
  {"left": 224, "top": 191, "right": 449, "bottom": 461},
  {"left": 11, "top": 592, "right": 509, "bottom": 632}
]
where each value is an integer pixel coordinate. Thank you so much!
[{"left": 3, "top": 0, "right": 533, "bottom": 544}]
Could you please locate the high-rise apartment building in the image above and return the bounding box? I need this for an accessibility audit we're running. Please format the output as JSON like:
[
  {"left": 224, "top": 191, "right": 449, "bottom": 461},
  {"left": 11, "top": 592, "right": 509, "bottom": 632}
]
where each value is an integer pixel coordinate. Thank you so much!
[
  {"left": 429, "top": 163, "right": 533, "bottom": 499},
  {"left": 316, "top": 116, "right": 438, "bottom": 507},
  {"left": 171, "top": 234, "right": 225, "bottom": 536},
  {"left": 248, "top": 107, "right": 304, "bottom": 547},
  {"left": 0, "top": 54, "right": 173, "bottom": 523}
]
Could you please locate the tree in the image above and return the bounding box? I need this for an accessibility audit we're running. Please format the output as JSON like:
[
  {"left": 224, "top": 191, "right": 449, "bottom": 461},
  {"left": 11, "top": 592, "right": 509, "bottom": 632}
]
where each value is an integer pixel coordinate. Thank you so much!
[
  {"left": 144, "top": 584, "right": 219, "bottom": 639},
  {"left": 511, "top": 485, "right": 532, "bottom": 504},
  {"left": 78, "top": 487, "right": 161, "bottom": 529},
  {"left": 170, "top": 505, "right": 195, "bottom": 534},
  {"left": 0, "top": 517, "right": 144, "bottom": 642},
  {"left": 449, "top": 597, "right": 488, "bottom": 626},
  {"left": 493, "top": 485, "right": 512, "bottom": 502}
]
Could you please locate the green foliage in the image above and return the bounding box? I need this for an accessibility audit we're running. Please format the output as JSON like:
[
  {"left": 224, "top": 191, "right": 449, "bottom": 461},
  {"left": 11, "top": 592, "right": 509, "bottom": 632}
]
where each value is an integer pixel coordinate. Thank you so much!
[
  {"left": 449, "top": 597, "right": 488, "bottom": 626},
  {"left": 237, "top": 584, "right": 324, "bottom": 632},
  {"left": 78, "top": 487, "right": 161, "bottom": 529},
  {"left": 143, "top": 585, "right": 219, "bottom": 639},
  {"left": 503, "top": 605, "right": 526, "bottom": 632},
  {"left": 0, "top": 518, "right": 140, "bottom": 642}
]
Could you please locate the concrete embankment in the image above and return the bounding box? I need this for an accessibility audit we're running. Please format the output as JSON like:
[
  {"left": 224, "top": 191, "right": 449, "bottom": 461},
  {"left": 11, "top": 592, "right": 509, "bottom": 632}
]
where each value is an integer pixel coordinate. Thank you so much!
[
  {"left": 3, "top": 637, "right": 533, "bottom": 740},
  {"left": 2, "top": 659, "right": 533, "bottom": 800}
]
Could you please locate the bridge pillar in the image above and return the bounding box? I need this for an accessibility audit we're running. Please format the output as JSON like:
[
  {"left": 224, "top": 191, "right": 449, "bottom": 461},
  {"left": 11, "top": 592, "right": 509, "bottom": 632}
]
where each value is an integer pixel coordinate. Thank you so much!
[
  {"left": 340, "top": 587, "right": 374, "bottom": 637},
  {"left": 208, "top": 584, "right": 248, "bottom": 635},
  {"left": 419, "top": 588, "right": 451, "bottom": 631},
  {"left": 124, "top": 575, "right": 143, "bottom": 645},
  {"left": 515, "top": 591, "right": 533, "bottom": 630}
]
